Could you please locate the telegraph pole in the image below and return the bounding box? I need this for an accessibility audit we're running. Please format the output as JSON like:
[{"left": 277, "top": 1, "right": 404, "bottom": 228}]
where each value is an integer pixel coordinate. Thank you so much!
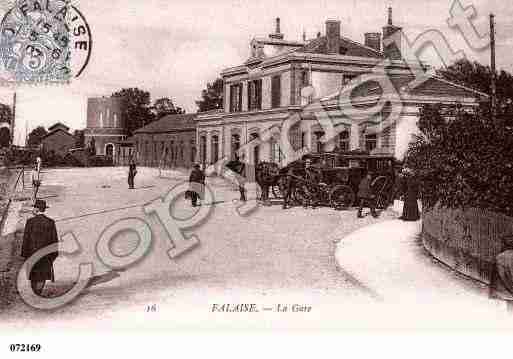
[
  {"left": 490, "top": 14, "right": 497, "bottom": 121},
  {"left": 11, "top": 92, "right": 16, "bottom": 145}
]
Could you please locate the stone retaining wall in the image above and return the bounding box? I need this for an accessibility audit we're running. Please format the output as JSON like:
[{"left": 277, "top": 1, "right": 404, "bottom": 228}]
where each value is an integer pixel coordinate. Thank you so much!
[{"left": 422, "top": 204, "right": 513, "bottom": 284}]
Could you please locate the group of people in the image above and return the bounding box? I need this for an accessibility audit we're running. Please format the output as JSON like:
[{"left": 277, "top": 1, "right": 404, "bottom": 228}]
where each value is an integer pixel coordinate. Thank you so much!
[{"left": 184, "top": 157, "right": 420, "bottom": 222}]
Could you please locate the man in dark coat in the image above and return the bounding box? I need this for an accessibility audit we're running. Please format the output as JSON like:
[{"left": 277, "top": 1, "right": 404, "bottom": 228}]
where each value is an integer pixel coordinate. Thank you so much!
[
  {"left": 282, "top": 165, "right": 296, "bottom": 209},
  {"left": 21, "top": 200, "right": 59, "bottom": 296},
  {"left": 189, "top": 164, "right": 205, "bottom": 207},
  {"left": 128, "top": 156, "right": 137, "bottom": 189},
  {"left": 357, "top": 172, "right": 378, "bottom": 218},
  {"left": 400, "top": 168, "right": 420, "bottom": 221},
  {"left": 232, "top": 155, "right": 246, "bottom": 202},
  {"left": 302, "top": 159, "right": 321, "bottom": 208}
]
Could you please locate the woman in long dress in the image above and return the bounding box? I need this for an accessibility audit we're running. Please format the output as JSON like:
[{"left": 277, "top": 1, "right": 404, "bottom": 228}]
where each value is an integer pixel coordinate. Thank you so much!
[{"left": 401, "top": 168, "right": 420, "bottom": 221}]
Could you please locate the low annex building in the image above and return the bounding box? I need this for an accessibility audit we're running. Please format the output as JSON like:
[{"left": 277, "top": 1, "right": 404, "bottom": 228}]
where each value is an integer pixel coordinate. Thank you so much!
[
  {"left": 41, "top": 122, "right": 75, "bottom": 157},
  {"left": 133, "top": 113, "right": 197, "bottom": 168},
  {"left": 196, "top": 9, "right": 487, "bottom": 167}
]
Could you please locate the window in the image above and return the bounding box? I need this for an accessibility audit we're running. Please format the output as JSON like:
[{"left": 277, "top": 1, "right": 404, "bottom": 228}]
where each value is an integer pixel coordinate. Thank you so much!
[
  {"left": 271, "top": 75, "right": 281, "bottom": 108},
  {"left": 231, "top": 134, "right": 241, "bottom": 159},
  {"left": 248, "top": 79, "right": 262, "bottom": 111},
  {"left": 113, "top": 113, "right": 118, "bottom": 127},
  {"left": 191, "top": 140, "right": 196, "bottom": 163},
  {"left": 301, "top": 70, "right": 309, "bottom": 86},
  {"left": 301, "top": 131, "right": 306, "bottom": 149},
  {"left": 229, "top": 84, "right": 243, "bottom": 112},
  {"left": 314, "top": 131, "right": 325, "bottom": 153},
  {"left": 338, "top": 130, "right": 349, "bottom": 151},
  {"left": 270, "top": 138, "right": 282, "bottom": 164},
  {"left": 211, "top": 135, "right": 219, "bottom": 163},
  {"left": 180, "top": 141, "right": 184, "bottom": 161},
  {"left": 200, "top": 136, "right": 207, "bottom": 164},
  {"left": 99, "top": 111, "right": 104, "bottom": 127},
  {"left": 365, "top": 134, "right": 377, "bottom": 152}
]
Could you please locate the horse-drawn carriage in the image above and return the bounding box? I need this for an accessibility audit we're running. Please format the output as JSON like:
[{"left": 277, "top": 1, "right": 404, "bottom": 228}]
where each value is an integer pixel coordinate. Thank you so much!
[{"left": 255, "top": 150, "right": 397, "bottom": 209}]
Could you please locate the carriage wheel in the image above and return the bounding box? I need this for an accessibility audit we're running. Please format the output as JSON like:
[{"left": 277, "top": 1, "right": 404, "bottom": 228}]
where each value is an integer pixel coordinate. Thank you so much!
[
  {"left": 330, "top": 185, "right": 355, "bottom": 209},
  {"left": 293, "top": 185, "right": 309, "bottom": 205}
]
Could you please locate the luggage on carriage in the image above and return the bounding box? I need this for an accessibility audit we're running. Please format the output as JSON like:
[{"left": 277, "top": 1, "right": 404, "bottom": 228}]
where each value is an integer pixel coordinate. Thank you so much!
[{"left": 255, "top": 149, "right": 397, "bottom": 209}]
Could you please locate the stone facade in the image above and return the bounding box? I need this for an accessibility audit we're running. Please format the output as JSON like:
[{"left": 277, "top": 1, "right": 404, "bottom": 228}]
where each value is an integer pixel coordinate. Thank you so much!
[{"left": 196, "top": 10, "right": 487, "bottom": 166}]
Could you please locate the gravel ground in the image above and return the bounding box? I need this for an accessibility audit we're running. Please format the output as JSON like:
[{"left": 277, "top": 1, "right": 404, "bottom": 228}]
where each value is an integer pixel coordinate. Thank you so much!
[{"left": 0, "top": 167, "right": 406, "bottom": 330}]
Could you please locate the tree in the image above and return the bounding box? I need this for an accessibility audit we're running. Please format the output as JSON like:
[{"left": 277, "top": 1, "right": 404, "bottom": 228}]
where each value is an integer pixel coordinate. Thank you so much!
[
  {"left": 0, "top": 103, "right": 12, "bottom": 124},
  {"left": 196, "top": 78, "right": 223, "bottom": 112},
  {"left": 437, "top": 59, "right": 513, "bottom": 117},
  {"left": 152, "top": 97, "right": 185, "bottom": 119},
  {"left": 73, "top": 129, "right": 85, "bottom": 148},
  {"left": 27, "top": 126, "right": 48, "bottom": 147},
  {"left": 405, "top": 105, "right": 513, "bottom": 216},
  {"left": 0, "top": 127, "right": 10, "bottom": 148},
  {"left": 112, "top": 88, "right": 155, "bottom": 135}
]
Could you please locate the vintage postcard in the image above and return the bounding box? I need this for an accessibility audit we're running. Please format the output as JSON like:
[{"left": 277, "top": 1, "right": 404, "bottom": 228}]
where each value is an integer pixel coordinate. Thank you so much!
[{"left": 1, "top": 0, "right": 513, "bottom": 353}]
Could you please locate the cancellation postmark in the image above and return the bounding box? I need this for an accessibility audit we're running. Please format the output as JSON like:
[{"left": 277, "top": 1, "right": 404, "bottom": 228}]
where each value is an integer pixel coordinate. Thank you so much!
[{"left": 0, "top": 0, "right": 92, "bottom": 85}]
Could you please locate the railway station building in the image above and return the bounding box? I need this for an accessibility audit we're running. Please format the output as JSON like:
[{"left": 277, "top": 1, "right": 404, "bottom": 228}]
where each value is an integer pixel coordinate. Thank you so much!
[{"left": 196, "top": 9, "right": 487, "bottom": 167}]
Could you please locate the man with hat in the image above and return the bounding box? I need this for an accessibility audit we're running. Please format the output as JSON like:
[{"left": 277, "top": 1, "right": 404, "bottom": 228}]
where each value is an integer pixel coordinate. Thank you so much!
[
  {"left": 21, "top": 199, "right": 59, "bottom": 296},
  {"left": 189, "top": 163, "right": 205, "bottom": 207},
  {"left": 128, "top": 155, "right": 137, "bottom": 189}
]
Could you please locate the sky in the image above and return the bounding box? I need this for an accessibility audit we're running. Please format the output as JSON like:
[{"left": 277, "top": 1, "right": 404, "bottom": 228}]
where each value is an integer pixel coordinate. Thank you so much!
[{"left": 1, "top": 0, "right": 512, "bottom": 145}]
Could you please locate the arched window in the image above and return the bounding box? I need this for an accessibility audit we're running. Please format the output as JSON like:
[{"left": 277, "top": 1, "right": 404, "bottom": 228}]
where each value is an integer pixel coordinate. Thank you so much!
[
  {"left": 105, "top": 143, "right": 114, "bottom": 158},
  {"left": 211, "top": 135, "right": 219, "bottom": 164}
]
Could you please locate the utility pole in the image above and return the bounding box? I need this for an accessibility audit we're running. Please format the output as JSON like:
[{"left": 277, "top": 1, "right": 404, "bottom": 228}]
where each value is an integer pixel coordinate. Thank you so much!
[
  {"left": 490, "top": 13, "right": 497, "bottom": 121},
  {"left": 11, "top": 92, "right": 16, "bottom": 145}
]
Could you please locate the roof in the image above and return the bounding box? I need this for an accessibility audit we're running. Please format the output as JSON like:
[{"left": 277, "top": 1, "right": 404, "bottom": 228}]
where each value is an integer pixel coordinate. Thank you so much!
[
  {"left": 323, "top": 74, "right": 489, "bottom": 102},
  {"left": 42, "top": 128, "right": 74, "bottom": 140},
  {"left": 134, "top": 113, "right": 197, "bottom": 134},
  {"left": 48, "top": 122, "right": 70, "bottom": 132},
  {"left": 300, "top": 35, "right": 383, "bottom": 58}
]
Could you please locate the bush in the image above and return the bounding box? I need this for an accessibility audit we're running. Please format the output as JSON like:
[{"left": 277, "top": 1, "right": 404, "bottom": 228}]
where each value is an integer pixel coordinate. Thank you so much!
[{"left": 405, "top": 104, "right": 513, "bottom": 216}]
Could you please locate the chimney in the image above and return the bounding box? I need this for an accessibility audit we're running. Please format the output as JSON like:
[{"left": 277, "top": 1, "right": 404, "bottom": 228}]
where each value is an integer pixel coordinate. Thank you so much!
[
  {"left": 325, "top": 20, "right": 341, "bottom": 54},
  {"left": 364, "top": 32, "right": 381, "bottom": 52},
  {"left": 382, "top": 7, "right": 403, "bottom": 60},
  {"left": 269, "top": 17, "right": 284, "bottom": 40}
]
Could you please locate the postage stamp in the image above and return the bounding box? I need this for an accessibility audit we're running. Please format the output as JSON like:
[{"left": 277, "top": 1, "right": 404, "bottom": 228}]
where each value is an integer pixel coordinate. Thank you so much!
[{"left": 0, "top": 0, "right": 92, "bottom": 85}]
